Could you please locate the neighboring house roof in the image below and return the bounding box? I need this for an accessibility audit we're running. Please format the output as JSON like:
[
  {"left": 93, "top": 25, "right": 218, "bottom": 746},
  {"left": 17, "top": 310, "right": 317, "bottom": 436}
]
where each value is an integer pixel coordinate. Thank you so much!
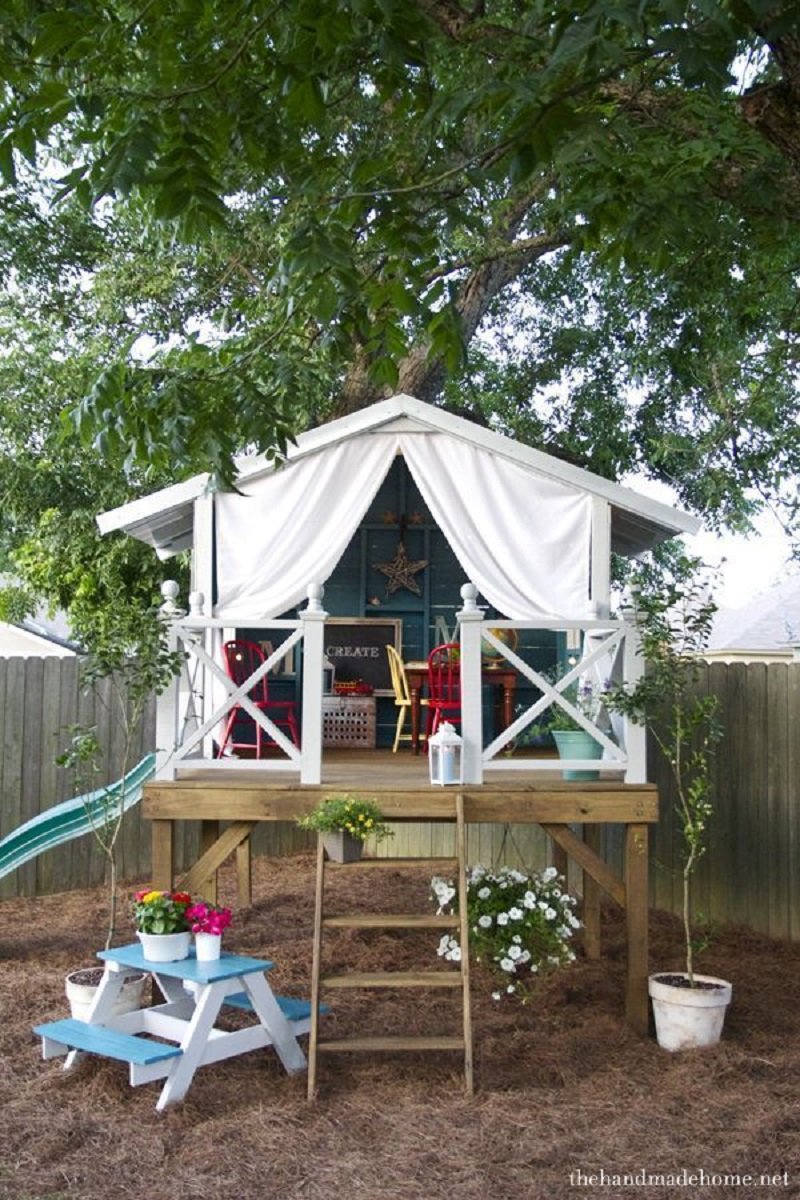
[
  {"left": 0, "top": 619, "right": 79, "bottom": 657},
  {"left": 97, "top": 394, "right": 700, "bottom": 559},
  {"left": 707, "top": 575, "right": 800, "bottom": 659}
]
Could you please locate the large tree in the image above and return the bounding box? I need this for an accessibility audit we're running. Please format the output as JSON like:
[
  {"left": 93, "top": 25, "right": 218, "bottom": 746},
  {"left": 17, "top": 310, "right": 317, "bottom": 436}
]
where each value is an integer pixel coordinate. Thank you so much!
[{"left": 0, "top": 0, "right": 798, "bottom": 613}]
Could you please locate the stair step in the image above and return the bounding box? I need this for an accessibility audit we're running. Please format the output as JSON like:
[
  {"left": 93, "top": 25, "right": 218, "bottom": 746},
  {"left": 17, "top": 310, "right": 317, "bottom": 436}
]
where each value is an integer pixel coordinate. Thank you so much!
[
  {"left": 317, "top": 1035, "right": 465, "bottom": 1053},
  {"left": 34, "top": 1019, "right": 182, "bottom": 1067},
  {"left": 321, "top": 971, "right": 463, "bottom": 989},
  {"left": 323, "top": 914, "right": 457, "bottom": 929}
]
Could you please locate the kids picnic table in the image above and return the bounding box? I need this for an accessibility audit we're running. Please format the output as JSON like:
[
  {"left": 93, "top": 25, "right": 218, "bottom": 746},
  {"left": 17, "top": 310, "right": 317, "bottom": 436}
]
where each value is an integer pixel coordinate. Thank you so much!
[{"left": 34, "top": 944, "right": 314, "bottom": 1111}]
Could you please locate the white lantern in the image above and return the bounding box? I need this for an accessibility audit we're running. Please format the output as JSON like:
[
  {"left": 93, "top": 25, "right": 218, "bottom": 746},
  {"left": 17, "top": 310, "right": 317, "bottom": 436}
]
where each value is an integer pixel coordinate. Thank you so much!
[{"left": 428, "top": 721, "right": 463, "bottom": 786}]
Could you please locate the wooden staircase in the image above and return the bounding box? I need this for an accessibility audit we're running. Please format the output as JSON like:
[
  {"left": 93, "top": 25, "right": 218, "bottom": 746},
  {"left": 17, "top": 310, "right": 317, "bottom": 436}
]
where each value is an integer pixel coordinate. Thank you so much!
[{"left": 307, "top": 792, "right": 473, "bottom": 1098}]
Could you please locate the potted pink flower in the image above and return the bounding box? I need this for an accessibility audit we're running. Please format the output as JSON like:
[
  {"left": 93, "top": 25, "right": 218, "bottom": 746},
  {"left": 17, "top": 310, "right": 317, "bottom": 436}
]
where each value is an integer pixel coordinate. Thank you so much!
[{"left": 185, "top": 901, "right": 232, "bottom": 962}]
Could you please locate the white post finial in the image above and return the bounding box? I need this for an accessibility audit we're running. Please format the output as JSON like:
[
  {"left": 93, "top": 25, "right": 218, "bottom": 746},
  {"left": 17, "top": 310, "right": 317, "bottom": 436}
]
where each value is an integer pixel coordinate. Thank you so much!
[
  {"left": 305, "top": 582, "right": 325, "bottom": 614},
  {"left": 188, "top": 591, "right": 205, "bottom": 617},
  {"left": 160, "top": 579, "right": 183, "bottom": 616},
  {"left": 459, "top": 581, "right": 480, "bottom": 614}
]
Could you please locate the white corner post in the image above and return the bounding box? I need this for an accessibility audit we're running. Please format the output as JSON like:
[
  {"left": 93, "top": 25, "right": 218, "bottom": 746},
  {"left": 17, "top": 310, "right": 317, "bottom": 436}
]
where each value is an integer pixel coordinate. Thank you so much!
[
  {"left": 191, "top": 489, "right": 218, "bottom": 759},
  {"left": 590, "top": 496, "right": 611, "bottom": 618},
  {"left": 300, "top": 582, "right": 328, "bottom": 785},
  {"left": 457, "top": 582, "right": 484, "bottom": 785},
  {"left": 155, "top": 580, "right": 184, "bottom": 781},
  {"left": 621, "top": 591, "right": 647, "bottom": 784}
]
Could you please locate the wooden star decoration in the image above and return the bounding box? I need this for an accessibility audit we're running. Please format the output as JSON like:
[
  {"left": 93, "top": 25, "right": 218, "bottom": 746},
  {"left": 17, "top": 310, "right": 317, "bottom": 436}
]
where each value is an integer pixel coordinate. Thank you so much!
[
  {"left": 373, "top": 540, "right": 429, "bottom": 596},
  {"left": 408, "top": 510, "right": 425, "bottom": 525},
  {"left": 381, "top": 510, "right": 397, "bottom": 525}
]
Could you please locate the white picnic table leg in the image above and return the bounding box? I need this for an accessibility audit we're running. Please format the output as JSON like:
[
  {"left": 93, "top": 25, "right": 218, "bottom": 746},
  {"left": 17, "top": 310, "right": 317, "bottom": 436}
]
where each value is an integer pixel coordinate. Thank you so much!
[
  {"left": 155, "top": 980, "right": 227, "bottom": 1112},
  {"left": 64, "top": 968, "right": 129, "bottom": 1070},
  {"left": 243, "top": 973, "right": 307, "bottom": 1074}
]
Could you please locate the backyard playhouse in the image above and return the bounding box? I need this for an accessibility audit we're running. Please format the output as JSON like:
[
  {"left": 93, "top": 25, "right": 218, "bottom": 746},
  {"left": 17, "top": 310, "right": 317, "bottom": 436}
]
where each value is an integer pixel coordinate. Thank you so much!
[{"left": 94, "top": 393, "right": 699, "bottom": 1045}]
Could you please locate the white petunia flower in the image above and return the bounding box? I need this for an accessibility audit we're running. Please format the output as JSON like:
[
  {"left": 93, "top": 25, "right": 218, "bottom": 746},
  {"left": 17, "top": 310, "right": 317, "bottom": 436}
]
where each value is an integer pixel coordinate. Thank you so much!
[
  {"left": 478, "top": 914, "right": 493, "bottom": 928},
  {"left": 477, "top": 886, "right": 491, "bottom": 900},
  {"left": 508, "top": 906, "right": 523, "bottom": 921},
  {"left": 499, "top": 957, "right": 515, "bottom": 972},
  {"left": 523, "top": 891, "right": 536, "bottom": 909},
  {"left": 507, "top": 944, "right": 522, "bottom": 960},
  {"left": 496, "top": 912, "right": 509, "bottom": 926},
  {"left": 542, "top": 866, "right": 558, "bottom": 882}
]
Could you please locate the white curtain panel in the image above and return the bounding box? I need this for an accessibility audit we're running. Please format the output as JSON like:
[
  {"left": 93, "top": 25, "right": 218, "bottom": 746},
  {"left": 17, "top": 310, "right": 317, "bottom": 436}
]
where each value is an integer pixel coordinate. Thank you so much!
[
  {"left": 216, "top": 435, "right": 399, "bottom": 618},
  {"left": 215, "top": 430, "right": 591, "bottom": 620},
  {"left": 399, "top": 433, "right": 591, "bottom": 619}
]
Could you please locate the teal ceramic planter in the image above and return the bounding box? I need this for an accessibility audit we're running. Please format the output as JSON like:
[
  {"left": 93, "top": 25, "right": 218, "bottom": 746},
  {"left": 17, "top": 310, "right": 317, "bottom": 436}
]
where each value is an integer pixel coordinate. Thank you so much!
[{"left": 552, "top": 730, "right": 604, "bottom": 780}]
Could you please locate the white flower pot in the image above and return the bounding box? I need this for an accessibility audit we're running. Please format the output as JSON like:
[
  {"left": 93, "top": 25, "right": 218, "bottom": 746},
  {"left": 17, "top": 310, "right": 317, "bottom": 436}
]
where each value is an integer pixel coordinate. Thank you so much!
[
  {"left": 649, "top": 972, "right": 732, "bottom": 1051},
  {"left": 65, "top": 967, "right": 148, "bottom": 1021},
  {"left": 137, "top": 930, "right": 191, "bottom": 962},
  {"left": 194, "top": 932, "right": 222, "bottom": 962}
]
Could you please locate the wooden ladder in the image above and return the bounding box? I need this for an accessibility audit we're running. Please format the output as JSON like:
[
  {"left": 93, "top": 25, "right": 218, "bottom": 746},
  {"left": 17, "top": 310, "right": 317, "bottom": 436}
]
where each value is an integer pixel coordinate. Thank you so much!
[{"left": 307, "top": 791, "right": 473, "bottom": 1098}]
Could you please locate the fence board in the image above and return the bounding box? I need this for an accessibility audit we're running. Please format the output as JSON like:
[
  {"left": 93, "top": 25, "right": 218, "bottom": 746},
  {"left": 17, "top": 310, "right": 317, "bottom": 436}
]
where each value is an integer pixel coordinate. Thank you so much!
[{"left": 770, "top": 665, "right": 791, "bottom": 937}]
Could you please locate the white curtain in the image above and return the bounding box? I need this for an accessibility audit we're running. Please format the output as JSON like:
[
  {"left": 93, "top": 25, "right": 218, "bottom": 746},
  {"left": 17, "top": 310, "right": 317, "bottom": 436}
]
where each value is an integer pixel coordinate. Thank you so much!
[
  {"left": 215, "top": 430, "right": 591, "bottom": 620},
  {"left": 400, "top": 433, "right": 591, "bottom": 619},
  {"left": 216, "top": 435, "right": 398, "bottom": 618}
]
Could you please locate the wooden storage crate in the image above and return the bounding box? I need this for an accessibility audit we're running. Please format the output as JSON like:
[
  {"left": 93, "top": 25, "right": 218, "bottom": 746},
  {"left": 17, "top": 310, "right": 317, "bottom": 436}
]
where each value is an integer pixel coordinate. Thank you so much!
[{"left": 322, "top": 697, "right": 376, "bottom": 749}]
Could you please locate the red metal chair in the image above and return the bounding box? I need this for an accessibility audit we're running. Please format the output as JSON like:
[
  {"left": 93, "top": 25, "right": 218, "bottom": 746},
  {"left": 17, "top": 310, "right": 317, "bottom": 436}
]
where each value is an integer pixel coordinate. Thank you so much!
[
  {"left": 217, "top": 640, "right": 299, "bottom": 757},
  {"left": 426, "top": 642, "right": 461, "bottom": 741}
]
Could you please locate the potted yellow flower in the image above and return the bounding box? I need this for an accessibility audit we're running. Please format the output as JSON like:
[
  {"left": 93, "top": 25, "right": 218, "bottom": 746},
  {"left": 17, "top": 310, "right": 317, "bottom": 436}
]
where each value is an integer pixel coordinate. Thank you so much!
[{"left": 298, "top": 793, "right": 393, "bottom": 862}]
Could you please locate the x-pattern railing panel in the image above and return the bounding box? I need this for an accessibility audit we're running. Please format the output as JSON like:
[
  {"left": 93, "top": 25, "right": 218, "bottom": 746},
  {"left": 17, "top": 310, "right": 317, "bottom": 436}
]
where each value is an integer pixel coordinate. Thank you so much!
[
  {"left": 175, "top": 627, "right": 303, "bottom": 765},
  {"left": 480, "top": 624, "right": 627, "bottom": 765}
]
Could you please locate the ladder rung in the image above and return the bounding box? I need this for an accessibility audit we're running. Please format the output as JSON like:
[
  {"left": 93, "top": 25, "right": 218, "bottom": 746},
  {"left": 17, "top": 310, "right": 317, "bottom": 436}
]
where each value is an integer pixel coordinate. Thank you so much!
[
  {"left": 323, "top": 914, "right": 458, "bottom": 929},
  {"left": 317, "top": 1036, "right": 465, "bottom": 1053},
  {"left": 321, "top": 971, "right": 463, "bottom": 989},
  {"left": 326, "top": 857, "right": 458, "bottom": 869}
]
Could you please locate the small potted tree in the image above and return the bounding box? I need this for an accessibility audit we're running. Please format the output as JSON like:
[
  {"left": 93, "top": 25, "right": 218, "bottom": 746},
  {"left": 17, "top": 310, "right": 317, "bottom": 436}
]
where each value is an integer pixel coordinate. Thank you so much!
[
  {"left": 59, "top": 603, "right": 182, "bottom": 1015},
  {"left": 612, "top": 559, "right": 730, "bottom": 1050}
]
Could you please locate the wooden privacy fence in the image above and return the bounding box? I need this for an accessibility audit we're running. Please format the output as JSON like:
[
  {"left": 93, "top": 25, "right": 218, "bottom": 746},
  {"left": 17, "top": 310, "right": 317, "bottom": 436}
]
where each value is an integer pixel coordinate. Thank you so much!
[
  {"left": 0, "top": 656, "right": 311, "bottom": 901},
  {"left": 1, "top": 657, "right": 799, "bottom": 942},
  {"left": 649, "top": 660, "right": 800, "bottom": 943}
]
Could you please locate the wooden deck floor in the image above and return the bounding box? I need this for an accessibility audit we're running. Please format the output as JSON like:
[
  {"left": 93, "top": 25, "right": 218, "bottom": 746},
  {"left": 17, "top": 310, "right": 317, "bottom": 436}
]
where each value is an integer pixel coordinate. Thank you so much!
[{"left": 146, "top": 749, "right": 654, "bottom": 824}]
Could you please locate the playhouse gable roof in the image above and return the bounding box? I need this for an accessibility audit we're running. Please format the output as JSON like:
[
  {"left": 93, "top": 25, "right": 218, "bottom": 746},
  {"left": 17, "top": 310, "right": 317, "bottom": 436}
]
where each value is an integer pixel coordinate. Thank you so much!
[{"left": 97, "top": 394, "right": 700, "bottom": 558}]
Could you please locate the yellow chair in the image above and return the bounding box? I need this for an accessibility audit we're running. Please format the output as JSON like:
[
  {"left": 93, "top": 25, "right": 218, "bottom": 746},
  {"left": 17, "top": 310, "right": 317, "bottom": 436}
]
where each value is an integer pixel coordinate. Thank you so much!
[{"left": 385, "top": 645, "right": 427, "bottom": 753}]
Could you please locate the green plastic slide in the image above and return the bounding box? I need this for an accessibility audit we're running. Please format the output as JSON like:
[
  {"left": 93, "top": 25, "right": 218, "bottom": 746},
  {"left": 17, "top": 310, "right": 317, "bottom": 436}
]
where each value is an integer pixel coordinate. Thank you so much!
[{"left": 0, "top": 752, "right": 156, "bottom": 882}]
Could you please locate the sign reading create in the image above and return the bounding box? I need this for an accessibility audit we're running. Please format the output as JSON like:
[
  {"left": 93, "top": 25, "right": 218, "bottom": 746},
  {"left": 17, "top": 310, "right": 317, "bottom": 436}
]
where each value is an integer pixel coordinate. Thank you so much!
[{"left": 323, "top": 619, "right": 402, "bottom": 696}]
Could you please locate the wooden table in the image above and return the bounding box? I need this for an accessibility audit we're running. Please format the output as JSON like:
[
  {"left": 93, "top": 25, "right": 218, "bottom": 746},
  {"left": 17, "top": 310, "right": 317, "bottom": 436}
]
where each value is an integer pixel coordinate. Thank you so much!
[
  {"left": 404, "top": 662, "right": 517, "bottom": 753},
  {"left": 35, "top": 944, "right": 312, "bottom": 1111}
]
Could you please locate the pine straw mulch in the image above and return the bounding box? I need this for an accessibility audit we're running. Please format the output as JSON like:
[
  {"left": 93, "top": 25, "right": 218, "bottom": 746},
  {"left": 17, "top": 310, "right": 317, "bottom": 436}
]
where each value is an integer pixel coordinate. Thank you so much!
[{"left": 1, "top": 852, "right": 799, "bottom": 1200}]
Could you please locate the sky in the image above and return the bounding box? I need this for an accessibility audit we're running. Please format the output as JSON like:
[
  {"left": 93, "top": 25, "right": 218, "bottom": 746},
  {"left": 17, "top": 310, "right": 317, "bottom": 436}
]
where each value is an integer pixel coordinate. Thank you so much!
[
  {"left": 622, "top": 474, "right": 797, "bottom": 612},
  {"left": 689, "top": 516, "right": 796, "bottom": 612}
]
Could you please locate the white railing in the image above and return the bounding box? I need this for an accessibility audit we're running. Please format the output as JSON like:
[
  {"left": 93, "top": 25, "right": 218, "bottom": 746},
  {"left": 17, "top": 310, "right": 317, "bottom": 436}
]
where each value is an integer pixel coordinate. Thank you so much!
[
  {"left": 456, "top": 583, "right": 646, "bottom": 785},
  {"left": 155, "top": 582, "right": 327, "bottom": 784}
]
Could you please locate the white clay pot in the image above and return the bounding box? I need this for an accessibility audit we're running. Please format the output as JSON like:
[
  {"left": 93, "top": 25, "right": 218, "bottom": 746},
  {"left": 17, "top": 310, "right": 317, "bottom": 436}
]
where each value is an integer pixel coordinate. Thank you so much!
[
  {"left": 649, "top": 972, "right": 732, "bottom": 1051},
  {"left": 65, "top": 967, "right": 148, "bottom": 1021},
  {"left": 194, "top": 932, "right": 222, "bottom": 962},
  {"left": 137, "top": 930, "right": 192, "bottom": 962}
]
